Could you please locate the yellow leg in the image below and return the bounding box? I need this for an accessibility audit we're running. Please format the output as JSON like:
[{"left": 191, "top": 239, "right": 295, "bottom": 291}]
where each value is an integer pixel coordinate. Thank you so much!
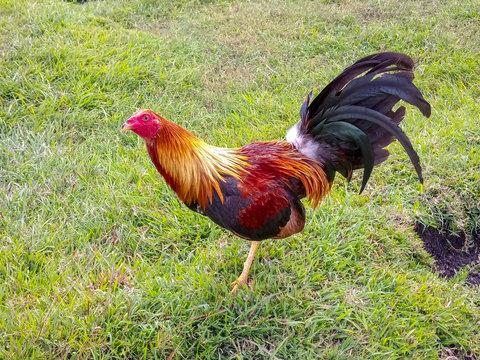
[{"left": 230, "top": 241, "right": 261, "bottom": 296}]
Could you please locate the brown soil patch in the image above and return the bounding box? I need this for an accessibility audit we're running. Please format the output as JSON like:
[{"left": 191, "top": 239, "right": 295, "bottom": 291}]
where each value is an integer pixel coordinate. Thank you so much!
[
  {"left": 414, "top": 224, "right": 480, "bottom": 285},
  {"left": 440, "top": 345, "right": 478, "bottom": 360}
]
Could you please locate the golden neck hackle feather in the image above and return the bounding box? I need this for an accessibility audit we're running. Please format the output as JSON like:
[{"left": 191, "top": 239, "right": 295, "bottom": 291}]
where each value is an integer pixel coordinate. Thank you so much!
[{"left": 149, "top": 118, "right": 249, "bottom": 208}]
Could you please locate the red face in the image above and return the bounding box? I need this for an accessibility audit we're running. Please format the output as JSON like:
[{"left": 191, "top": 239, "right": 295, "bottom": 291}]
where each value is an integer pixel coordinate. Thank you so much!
[{"left": 121, "top": 110, "right": 161, "bottom": 139}]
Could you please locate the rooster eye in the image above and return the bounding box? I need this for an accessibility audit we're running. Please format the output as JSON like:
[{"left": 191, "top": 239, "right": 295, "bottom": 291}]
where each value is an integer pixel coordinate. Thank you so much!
[{"left": 142, "top": 115, "right": 149, "bottom": 122}]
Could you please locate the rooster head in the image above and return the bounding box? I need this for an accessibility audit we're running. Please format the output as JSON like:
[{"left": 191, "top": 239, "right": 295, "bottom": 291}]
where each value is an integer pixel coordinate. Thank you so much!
[{"left": 121, "top": 109, "right": 161, "bottom": 139}]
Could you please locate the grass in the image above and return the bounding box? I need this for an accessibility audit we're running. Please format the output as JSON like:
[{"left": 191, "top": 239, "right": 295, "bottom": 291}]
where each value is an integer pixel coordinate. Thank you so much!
[{"left": 1, "top": 0, "right": 480, "bottom": 358}]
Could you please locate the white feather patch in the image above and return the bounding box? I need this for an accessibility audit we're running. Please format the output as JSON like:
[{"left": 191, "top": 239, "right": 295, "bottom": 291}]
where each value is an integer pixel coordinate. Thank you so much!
[{"left": 286, "top": 122, "right": 320, "bottom": 160}]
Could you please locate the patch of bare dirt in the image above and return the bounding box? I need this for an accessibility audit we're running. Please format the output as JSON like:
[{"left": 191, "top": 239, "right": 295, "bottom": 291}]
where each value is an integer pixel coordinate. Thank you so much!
[
  {"left": 440, "top": 345, "right": 478, "bottom": 360},
  {"left": 414, "top": 224, "right": 480, "bottom": 285}
]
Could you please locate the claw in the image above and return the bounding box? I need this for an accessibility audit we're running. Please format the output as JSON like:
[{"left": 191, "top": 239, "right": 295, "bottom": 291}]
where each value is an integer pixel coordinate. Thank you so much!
[
  {"left": 230, "top": 285, "right": 240, "bottom": 296},
  {"left": 230, "top": 276, "right": 248, "bottom": 296},
  {"left": 229, "top": 241, "right": 261, "bottom": 296}
]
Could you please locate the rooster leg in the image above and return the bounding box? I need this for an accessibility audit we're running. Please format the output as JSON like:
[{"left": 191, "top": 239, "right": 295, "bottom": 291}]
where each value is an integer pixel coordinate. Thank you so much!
[{"left": 230, "top": 241, "right": 261, "bottom": 296}]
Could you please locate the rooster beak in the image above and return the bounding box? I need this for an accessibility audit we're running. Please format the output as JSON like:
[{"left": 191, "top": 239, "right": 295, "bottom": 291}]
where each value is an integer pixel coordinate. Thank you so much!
[{"left": 121, "top": 123, "right": 132, "bottom": 132}]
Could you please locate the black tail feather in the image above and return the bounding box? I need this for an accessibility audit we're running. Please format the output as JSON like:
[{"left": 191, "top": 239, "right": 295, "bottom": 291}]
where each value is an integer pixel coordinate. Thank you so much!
[
  {"left": 294, "top": 52, "right": 431, "bottom": 192},
  {"left": 307, "top": 52, "right": 418, "bottom": 118}
]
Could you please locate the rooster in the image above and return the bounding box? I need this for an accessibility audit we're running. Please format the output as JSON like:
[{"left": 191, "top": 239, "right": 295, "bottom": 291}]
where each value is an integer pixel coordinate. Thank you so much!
[{"left": 121, "top": 53, "right": 431, "bottom": 295}]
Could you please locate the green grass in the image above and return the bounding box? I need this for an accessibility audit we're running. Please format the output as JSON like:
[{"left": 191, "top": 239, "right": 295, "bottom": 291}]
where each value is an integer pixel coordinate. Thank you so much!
[{"left": 1, "top": 0, "right": 480, "bottom": 358}]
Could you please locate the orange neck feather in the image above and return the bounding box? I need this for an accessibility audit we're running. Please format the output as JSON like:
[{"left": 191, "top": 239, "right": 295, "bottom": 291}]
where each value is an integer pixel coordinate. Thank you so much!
[{"left": 146, "top": 117, "right": 248, "bottom": 208}]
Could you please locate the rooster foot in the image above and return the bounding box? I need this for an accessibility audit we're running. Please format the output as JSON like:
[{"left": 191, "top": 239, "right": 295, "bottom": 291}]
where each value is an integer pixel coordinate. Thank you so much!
[
  {"left": 229, "top": 241, "right": 260, "bottom": 296},
  {"left": 230, "top": 276, "right": 249, "bottom": 296}
]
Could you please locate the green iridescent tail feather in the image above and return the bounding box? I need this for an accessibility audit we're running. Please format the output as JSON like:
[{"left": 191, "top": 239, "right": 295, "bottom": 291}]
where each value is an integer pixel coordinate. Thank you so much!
[{"left": 297, "top": 52, "right": 431, "bottom": 193}]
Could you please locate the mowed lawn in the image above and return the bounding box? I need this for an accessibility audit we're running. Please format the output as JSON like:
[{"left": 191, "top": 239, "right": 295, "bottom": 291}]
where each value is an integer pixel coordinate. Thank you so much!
[{"left": 1, "top": 0, "right": 480, "bottom": 358}]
